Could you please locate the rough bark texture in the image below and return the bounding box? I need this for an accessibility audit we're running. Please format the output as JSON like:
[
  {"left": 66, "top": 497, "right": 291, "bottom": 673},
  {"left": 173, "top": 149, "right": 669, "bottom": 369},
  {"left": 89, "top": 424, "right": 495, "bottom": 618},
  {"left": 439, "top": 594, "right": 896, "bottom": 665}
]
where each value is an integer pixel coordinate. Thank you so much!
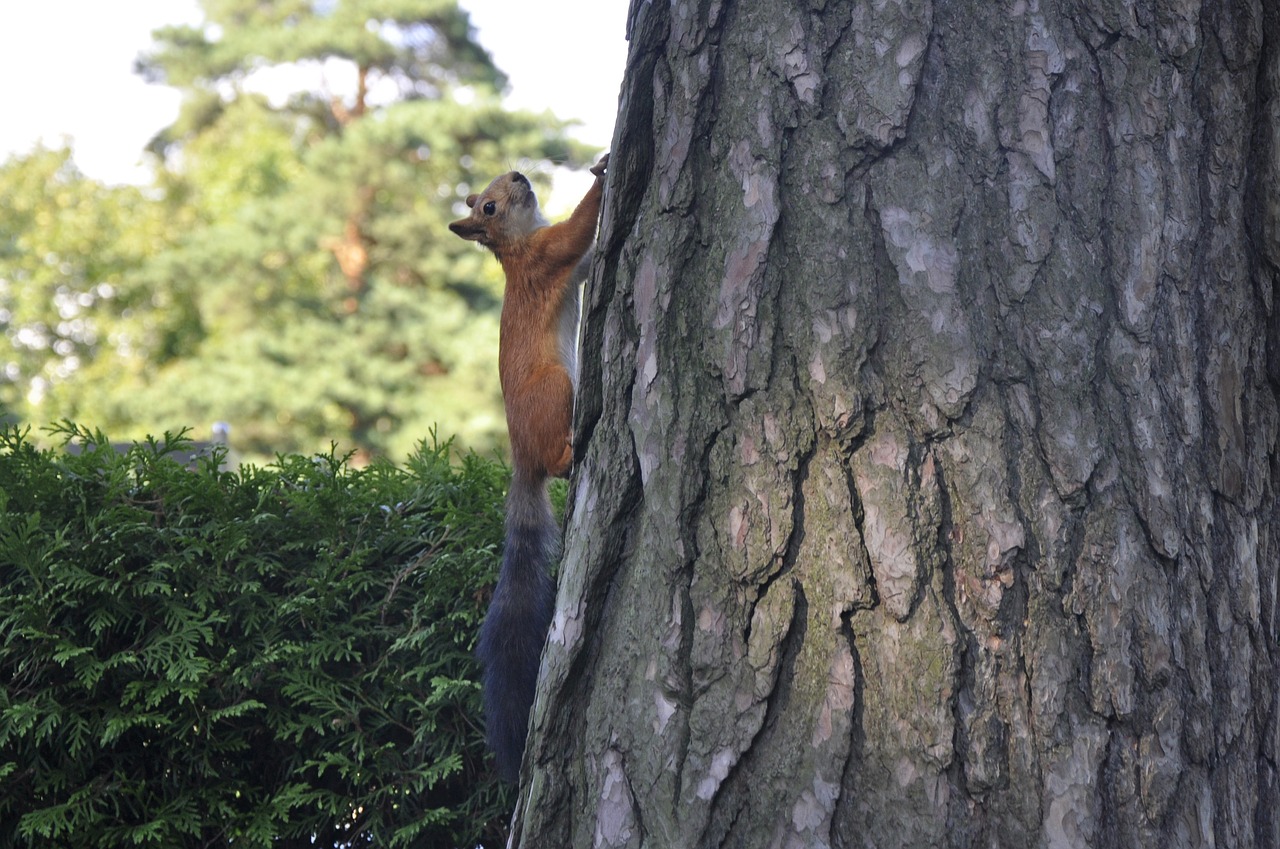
[{"left": 511, "top": 1, "right": 1279, "bottom": 846}]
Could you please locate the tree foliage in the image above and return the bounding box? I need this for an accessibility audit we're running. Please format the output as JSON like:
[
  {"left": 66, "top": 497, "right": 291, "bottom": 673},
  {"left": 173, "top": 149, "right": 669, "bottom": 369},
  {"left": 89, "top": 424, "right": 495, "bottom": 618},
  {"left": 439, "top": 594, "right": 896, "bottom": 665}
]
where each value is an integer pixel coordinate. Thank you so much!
[
  {"left": 0, "top": 149, "right": 188, "bottom": 425},
  {"left": 1, "top": 0, "right": 597, "bottom": 461},
  {"left": 0, "top": 424, "right": 515, "bottom": 847}
]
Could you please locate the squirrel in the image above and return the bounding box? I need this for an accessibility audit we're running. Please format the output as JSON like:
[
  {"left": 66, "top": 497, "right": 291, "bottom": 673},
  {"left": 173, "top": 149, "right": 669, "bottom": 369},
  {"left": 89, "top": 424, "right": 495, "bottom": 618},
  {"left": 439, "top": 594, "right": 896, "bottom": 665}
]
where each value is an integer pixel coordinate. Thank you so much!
[{"left": 448, "top": 154, "right": 608, "bottom": 782}]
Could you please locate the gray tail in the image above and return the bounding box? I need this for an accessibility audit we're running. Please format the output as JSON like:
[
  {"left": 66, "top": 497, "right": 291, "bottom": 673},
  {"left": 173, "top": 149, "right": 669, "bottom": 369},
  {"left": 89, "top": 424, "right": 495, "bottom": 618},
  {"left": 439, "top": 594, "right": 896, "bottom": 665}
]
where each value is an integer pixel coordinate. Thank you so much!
[{"left": 475, "top": 471, "right": 557, "bottom": 783}]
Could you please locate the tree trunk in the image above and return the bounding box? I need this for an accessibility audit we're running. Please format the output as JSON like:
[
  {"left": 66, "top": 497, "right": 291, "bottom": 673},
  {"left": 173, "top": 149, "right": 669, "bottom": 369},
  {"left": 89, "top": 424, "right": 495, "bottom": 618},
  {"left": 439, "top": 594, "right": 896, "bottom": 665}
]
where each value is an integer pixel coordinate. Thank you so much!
[{"left": 512, "top": 1, "right": 1279, "bottom": 846}]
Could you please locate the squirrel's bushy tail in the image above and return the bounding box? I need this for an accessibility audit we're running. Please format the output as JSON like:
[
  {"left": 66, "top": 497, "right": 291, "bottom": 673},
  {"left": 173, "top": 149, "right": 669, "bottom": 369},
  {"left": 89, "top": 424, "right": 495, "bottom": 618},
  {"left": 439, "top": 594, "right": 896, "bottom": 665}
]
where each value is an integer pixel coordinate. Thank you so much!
[{"left": 476, "top": 470, "right": 557, "bottom": 783}]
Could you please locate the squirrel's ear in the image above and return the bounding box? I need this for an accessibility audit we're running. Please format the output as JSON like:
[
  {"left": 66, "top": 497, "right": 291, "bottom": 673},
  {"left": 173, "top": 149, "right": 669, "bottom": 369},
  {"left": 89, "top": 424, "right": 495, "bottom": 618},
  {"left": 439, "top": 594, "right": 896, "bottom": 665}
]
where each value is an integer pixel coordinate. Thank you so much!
[{"left": 465, "top": 193, "right": 479, "bottom": 209}]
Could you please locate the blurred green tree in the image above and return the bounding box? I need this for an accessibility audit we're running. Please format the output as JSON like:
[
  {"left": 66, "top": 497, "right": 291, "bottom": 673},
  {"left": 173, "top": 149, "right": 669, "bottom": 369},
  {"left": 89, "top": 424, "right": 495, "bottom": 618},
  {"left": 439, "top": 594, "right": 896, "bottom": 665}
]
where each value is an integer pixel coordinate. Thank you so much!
[
  {"left": 0, "top": 148, "right": 189, "bottom": 427},
  {"left": 2, "top": 0, "right": 596, "bottom": 461}
]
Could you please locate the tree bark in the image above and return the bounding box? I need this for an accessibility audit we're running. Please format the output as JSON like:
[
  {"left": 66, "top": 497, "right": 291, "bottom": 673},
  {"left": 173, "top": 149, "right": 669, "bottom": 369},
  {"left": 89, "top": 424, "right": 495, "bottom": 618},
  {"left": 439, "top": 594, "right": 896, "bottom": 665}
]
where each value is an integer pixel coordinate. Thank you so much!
[{"left": 513, "top": 1, "right": 1279, "bottom": 846}]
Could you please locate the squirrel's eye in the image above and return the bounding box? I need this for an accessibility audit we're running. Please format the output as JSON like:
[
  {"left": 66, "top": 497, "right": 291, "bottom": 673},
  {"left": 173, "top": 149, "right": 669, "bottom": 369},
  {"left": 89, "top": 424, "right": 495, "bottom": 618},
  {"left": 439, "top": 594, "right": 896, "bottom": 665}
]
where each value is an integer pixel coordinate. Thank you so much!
[{"left": 483, "top": 201, "right": 496, "bottom": 216}]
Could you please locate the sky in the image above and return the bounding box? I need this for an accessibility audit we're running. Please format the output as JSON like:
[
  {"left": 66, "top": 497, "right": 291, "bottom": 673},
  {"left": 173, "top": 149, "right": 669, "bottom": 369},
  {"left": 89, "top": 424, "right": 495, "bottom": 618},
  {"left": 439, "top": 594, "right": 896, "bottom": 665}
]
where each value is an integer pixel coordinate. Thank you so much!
[{"left": 0, "top": 0, "right": 629, "bottom": 186}]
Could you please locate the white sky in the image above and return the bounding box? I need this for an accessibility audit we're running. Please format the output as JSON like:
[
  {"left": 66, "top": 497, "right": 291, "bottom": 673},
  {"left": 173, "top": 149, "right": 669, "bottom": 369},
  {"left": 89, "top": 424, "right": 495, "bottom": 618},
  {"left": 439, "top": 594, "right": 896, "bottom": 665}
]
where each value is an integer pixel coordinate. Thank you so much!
[{"left": 0, "top": 0, "right": 629, "bottom": 186}]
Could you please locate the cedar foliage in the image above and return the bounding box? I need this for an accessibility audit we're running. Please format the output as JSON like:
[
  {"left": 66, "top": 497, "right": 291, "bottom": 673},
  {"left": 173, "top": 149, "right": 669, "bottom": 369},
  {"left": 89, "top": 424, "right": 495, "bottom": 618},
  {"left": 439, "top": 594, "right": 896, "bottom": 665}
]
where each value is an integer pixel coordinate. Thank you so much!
[{"left": 0, "top": 423, "right": 514, "bottom": 847}]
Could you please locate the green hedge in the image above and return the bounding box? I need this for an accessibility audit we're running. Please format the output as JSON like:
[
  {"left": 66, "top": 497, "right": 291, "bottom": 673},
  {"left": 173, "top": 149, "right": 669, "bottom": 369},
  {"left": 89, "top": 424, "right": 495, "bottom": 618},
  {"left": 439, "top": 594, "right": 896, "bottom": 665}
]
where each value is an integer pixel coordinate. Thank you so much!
[{"left": 0, "top": 424, "right": 512, "bottom": 848}]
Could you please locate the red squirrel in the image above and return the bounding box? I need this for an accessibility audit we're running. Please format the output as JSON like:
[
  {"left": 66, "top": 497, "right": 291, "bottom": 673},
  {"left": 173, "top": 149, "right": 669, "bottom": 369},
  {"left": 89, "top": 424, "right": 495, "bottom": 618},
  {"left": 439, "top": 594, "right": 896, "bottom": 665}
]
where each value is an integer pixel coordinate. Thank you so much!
[{"left": 448, "top": 154, "right": 608, "bottom": 782}]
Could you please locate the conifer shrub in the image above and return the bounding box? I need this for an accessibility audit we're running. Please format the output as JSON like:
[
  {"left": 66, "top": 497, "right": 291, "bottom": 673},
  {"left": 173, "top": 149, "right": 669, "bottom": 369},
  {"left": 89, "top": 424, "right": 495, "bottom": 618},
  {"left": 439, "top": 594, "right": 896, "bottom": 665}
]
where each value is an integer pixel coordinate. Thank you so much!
[{"left": 0, "top": 424, "right": 515, "bottom": 847}]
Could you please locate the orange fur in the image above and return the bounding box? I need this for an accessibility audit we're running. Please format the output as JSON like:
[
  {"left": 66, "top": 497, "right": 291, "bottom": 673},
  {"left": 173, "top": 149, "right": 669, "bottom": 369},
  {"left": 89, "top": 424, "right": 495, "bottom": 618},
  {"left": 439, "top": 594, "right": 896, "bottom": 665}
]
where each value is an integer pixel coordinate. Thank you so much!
[
  {"left": 449, "top": 156, "right": 607, "bottom": 484},
  {"left": 447, "top": 154, "right": 607, "bottom": 782}
]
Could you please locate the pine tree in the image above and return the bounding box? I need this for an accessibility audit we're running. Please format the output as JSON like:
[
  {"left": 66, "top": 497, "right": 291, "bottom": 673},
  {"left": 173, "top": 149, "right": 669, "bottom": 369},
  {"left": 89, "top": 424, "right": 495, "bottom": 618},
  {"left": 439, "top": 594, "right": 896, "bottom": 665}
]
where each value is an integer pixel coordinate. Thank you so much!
[
  {"left": 4, "top": 0, "right": 595, "bottom": 461},
  {"left": 512, "top": 1, "right": 1280, "bottom": 845}
]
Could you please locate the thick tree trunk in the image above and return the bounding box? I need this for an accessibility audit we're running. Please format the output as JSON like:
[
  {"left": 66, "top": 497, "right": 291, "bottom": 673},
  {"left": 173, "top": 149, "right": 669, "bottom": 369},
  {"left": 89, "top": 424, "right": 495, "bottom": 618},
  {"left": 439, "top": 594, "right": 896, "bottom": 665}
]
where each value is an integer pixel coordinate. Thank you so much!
[{"left": 512, "top": 1, "right": 1279, "bottom": 846}]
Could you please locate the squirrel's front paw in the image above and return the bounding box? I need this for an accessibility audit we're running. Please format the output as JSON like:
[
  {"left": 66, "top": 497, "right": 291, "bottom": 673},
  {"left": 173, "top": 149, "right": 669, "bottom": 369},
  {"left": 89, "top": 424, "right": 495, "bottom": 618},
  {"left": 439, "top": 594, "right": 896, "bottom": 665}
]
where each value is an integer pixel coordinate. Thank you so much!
[{"left": 590, "top": 153, "right": 609, "bottom": 178}]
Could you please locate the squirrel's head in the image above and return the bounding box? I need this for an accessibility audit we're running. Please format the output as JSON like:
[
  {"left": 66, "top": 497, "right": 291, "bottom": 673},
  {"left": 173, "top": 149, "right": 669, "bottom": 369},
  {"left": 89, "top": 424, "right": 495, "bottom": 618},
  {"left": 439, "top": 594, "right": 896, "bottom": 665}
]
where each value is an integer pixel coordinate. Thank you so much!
[{"left": 448, "top": 171, "right": 546, "bottom": 251}]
